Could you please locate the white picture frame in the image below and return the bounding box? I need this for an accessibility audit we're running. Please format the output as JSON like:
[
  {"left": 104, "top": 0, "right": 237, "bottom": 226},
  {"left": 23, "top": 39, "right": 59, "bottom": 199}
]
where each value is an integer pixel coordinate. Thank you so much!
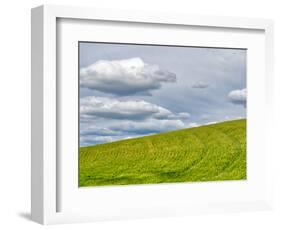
[{"left": 31, "top": 5, "right": 274, "bottom": 225}]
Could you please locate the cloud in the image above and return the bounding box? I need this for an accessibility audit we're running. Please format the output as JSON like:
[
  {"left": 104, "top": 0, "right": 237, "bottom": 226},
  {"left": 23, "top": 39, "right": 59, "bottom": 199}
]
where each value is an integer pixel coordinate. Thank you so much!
[
  {"left": 81, "top": 127, "right": 122, "bottom": 136},
  {"left": 80, "top": 135, "right": 117, "bottom": 146},
  {"left": 191, "top": 81, "right": 210, "bottom": 89},
  {"left": 228, "top": 88, "right": 247, "bottom": 106},
  {"left": 188, "top": 122, "right": 199, "bottom": 128},
  {"left": 79, "top": 96, "right": 190, "bottom": 146},
  {"left": 80, "top": 57, "right": 176, "bottom": 96},
  {"left": 204, "top": 121, "right": 218, "bottom": 125},
  {"left": 80, "top": 96, "right": 190, "bottom": 121},
  {"left": 80, "top": 118, "right": 186, "bottom": 146},
  {"left": 109, "top": 119, "right": 185, "bottom": 135}
]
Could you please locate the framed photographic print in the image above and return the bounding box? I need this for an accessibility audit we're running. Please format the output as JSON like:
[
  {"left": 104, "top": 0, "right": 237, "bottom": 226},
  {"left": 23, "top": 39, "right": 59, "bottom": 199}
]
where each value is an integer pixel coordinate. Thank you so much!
[
  {"left": 78, "top": 42, "right": 247, "bottom": 187},
  {"left": 31, "top": 5, "right": 274, "bottom": 225}
]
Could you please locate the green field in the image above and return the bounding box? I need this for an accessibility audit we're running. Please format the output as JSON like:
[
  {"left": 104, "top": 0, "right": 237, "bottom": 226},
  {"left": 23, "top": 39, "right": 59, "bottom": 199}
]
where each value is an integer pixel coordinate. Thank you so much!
[{"left": 79, "top": 119, "right": 246, "bottom": 187}]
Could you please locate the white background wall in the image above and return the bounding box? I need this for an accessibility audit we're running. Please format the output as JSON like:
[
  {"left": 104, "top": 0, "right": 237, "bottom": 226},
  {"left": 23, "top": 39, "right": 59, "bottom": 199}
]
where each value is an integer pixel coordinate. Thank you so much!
[{"left": 0, "top": 0, "right": 280, "bottom": 229}]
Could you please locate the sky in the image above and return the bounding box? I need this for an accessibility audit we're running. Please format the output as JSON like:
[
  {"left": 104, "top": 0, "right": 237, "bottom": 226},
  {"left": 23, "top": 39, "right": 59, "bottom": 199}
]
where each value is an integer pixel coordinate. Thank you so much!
[{"left": 79, "top": 42, "right": 246, "bottom": 146}]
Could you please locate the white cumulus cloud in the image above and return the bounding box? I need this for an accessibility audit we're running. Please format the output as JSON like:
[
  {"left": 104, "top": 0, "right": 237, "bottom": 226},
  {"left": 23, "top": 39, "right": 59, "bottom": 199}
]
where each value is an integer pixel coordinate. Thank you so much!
[
  {"left": 80, "top": 57, "right": 176, "bottom": 96},
  {"left": 228, "top": 88, "right": 247, "bottom": 106}
]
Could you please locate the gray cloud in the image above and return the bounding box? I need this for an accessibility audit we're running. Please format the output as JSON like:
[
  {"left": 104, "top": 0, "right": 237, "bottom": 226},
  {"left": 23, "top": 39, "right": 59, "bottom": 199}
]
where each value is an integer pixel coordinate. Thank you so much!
[
  {"left": 80, "top": 57, "right": 176, "bottom": 96},
  {"left": 80, "top": 117, "right": 186, "bottom": 146},
  {"left": 191, "top": 81, "right": 210, "bottom": 89},
  {"left": 81, "top": 127, "right": 122, "bottom": 136},
  {"left": 228, "top": 88, "right": 247, "bottom": 106},
  {"left": 80, "top": 135, "right": 118, "bottom": 146},
  {"left": 79, "top": 96, "right": 190, "bottom": 146},
  {"left": 80, "top": 96, "right": 190, "bottom": 121}
]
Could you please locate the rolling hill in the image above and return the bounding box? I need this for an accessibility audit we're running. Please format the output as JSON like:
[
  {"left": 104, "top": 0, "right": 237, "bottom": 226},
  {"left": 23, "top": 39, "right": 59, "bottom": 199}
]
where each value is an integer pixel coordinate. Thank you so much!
[{"left": 79, "top": 119, "right": 246, "bottom": 186}]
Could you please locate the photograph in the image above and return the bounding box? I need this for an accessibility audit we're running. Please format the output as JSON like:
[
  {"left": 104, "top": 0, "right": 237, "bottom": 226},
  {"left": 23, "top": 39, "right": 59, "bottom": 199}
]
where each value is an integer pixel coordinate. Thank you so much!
[{"left": 79, "top": 42, "right": 247, "bottom": 187}]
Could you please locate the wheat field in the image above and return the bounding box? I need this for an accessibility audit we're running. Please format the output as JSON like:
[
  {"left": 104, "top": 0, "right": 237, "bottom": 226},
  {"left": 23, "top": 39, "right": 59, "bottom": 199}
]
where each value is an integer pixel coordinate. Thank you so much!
[{"left": 79, "top": 119, "right": 246, "bottom": 187}]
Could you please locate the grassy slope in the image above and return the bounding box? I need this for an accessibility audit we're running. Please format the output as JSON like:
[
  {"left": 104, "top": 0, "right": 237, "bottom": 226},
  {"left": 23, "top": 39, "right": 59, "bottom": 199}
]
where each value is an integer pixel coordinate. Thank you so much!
[{"left": 80, "top": 119, "right": 246, "bottom": 186}]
